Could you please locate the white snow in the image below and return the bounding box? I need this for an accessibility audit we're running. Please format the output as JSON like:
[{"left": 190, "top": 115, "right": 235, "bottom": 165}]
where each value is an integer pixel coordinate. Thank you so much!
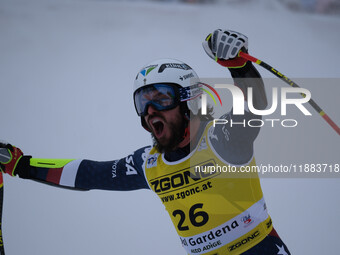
[{"left": 1, "top": 0, "right": 340, "bottom": 254}]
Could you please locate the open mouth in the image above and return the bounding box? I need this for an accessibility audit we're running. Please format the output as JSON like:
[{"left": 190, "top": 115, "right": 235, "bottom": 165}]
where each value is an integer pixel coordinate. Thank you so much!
[{"left": 149, "top": 118, "right": 165, "bottom": 138}]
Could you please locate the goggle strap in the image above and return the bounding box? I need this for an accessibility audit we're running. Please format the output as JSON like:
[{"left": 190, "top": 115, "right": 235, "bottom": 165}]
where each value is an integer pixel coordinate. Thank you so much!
[{"left": 179, "top": 83, "right": 203, "bottom": 102}]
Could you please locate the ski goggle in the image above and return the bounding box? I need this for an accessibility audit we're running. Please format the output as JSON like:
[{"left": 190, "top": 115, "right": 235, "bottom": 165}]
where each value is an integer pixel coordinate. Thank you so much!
[{"left": 134, "top": 83, "right": 203, "bottom": 116}]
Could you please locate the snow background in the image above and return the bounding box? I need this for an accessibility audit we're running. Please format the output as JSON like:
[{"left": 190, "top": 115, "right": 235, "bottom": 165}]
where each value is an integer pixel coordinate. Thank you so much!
[{"left": 1, "top": 0, "right": 340, "bottom": 254}]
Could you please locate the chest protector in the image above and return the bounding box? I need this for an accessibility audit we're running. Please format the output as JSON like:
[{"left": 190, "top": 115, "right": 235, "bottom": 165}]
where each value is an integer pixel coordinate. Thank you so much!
[{"left": 144, "top": 123, "right": 272, "bottom": 255}]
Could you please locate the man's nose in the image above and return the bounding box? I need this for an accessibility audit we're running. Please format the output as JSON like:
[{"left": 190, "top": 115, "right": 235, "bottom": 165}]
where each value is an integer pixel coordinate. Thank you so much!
[{"left": 146, "top": 104, "right": 158, "bottom": 116}]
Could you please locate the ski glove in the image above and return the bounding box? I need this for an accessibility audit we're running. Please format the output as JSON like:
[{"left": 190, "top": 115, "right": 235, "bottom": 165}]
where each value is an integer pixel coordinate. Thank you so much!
[
  {"left": 0, "top": 142, "right": 29, "bottom": 176},
  {"left": 203, "top": 29, "right": 248, "bottom": 68}
]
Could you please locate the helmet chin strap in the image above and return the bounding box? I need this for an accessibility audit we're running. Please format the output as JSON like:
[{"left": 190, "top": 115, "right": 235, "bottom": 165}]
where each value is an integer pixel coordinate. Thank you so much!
[
  {"left": 141, "top": 116, "right": 151, "bottom": 132},
  {"left": 184, "top": 111, "right": 190, "bottom": 121},
  {"left": 182, "top": 125, "right": 190, "bottom": 140},
  {"left": 180, "top": 111, "right": 191, "bottom": 143}
]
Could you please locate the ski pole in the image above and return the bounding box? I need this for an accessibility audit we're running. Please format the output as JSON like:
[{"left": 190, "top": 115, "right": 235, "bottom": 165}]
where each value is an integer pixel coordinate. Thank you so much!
[
  {"left": 239, "top": 51, "right": 340, "bottom": 136},
  {"left": 0, "top": 148, "right": 6, "bottom": 255},
  {"left": 0, "top": 172, "right": 4, "bottom": 255}
]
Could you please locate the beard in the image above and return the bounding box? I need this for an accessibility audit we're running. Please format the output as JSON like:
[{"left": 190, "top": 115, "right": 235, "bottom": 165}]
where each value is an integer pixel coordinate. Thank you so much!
[{"left": 151, "top": 114, "right": 187, "bottom": 154}]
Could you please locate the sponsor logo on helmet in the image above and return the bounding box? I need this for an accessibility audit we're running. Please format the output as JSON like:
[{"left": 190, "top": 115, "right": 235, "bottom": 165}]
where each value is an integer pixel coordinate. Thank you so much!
[
  {"left": 158, "top": 63, "right": 192, "bottom": 73},
  {"left": 179, "top": 72, "right": 195, "bottom": 81},
  {"left": 139, "top": 65, "right": 158, "bottom": 77}
]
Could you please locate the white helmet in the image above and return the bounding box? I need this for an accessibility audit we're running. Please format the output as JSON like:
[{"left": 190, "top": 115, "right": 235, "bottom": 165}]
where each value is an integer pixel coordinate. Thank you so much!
[{"left": 134, "top": 58, "right": 201, "bottom": 115}]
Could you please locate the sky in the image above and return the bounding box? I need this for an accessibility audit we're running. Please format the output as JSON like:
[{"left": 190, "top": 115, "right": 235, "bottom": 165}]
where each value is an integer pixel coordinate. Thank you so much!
[{"left": 1, "top": 0, "right": 340, "bottom": 254}]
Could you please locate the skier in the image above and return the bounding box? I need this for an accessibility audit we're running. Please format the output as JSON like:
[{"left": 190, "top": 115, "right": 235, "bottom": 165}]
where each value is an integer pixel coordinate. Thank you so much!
[{"left": 0, "top": 29, "right": 291, "bottom": 255}]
